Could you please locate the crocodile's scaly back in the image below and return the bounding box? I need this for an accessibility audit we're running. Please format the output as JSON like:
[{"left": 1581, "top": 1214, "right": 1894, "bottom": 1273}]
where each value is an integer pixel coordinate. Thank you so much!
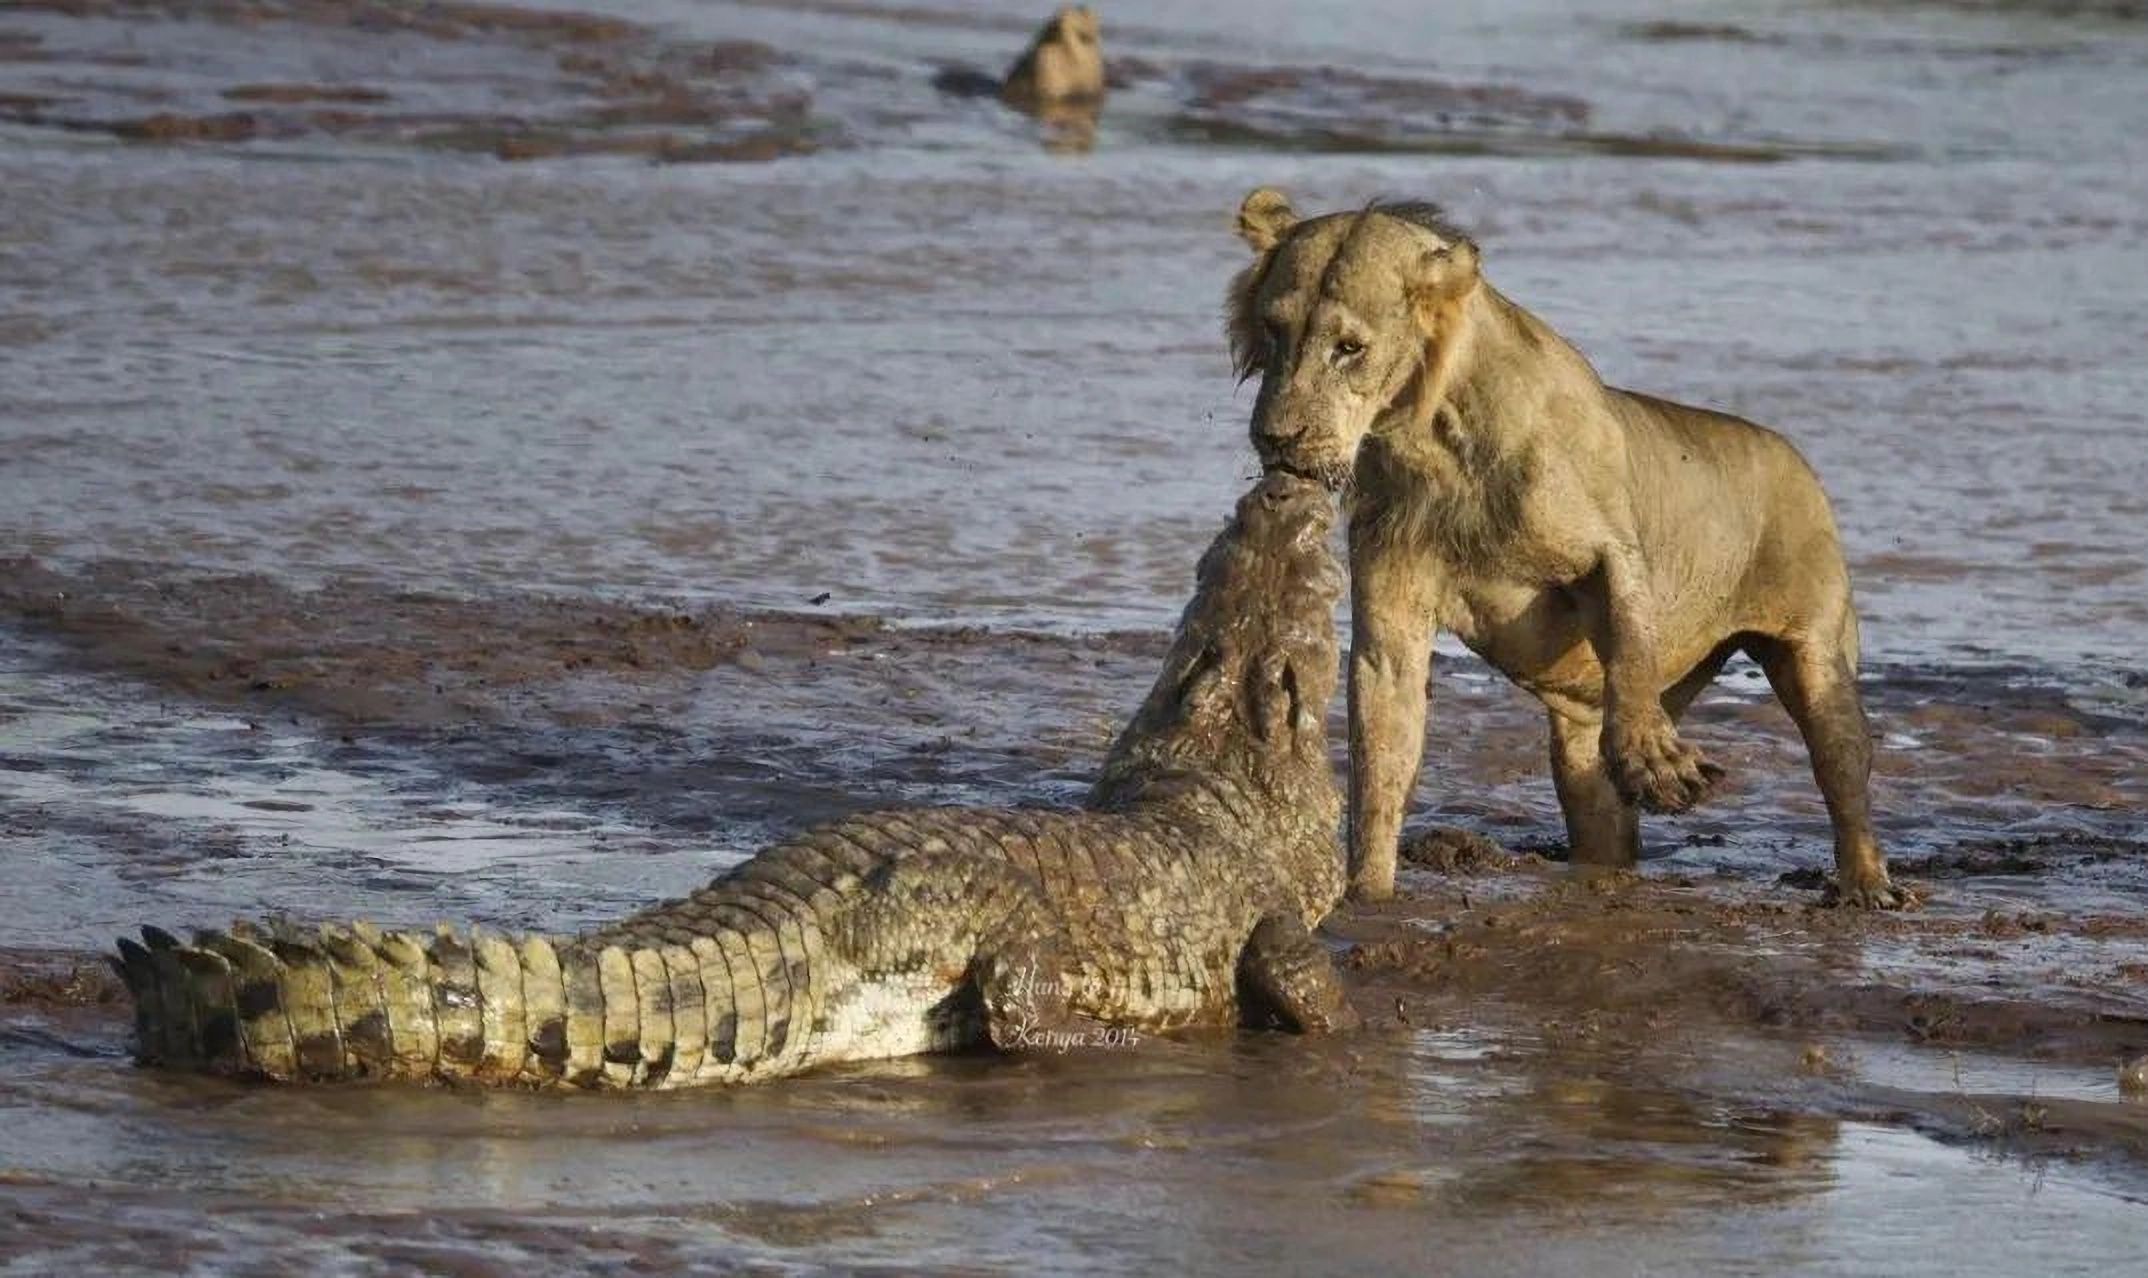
[{"left": 115, "top": 474, "right": 1353, "bottom": 1086}]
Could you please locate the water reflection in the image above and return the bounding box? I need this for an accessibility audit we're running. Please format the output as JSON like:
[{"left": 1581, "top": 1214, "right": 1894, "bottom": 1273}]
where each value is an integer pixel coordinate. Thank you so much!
[{"left": 1034, "top": 97, "right": 1101, "bottom": 153}]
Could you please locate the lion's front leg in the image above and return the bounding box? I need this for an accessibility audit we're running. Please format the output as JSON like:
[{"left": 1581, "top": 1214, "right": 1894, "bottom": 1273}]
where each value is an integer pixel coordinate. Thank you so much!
[
  {"left": 1594, "top": 547, "right": 1723, "bottom": 814},
  {"left": 1346, "top": 538, "right": 1440, "bottom": 902},
  {"left": 1548, "top": 709, "right": 1642, "bottom": 866}
]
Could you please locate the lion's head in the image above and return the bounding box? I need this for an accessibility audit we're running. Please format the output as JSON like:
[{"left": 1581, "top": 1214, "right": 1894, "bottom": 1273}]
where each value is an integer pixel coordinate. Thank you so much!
[
  {"left": 1225, "top": 188, "right": 1482, "bottom": 490},
  {"left": 1002, "top": 6, "right": 1104, "bottom": 107}
]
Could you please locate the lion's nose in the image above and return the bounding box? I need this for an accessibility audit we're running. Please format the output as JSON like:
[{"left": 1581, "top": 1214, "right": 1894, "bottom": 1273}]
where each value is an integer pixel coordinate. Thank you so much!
[{"left": 1253, "top": 414, "right": 1306, "bottom": 446}]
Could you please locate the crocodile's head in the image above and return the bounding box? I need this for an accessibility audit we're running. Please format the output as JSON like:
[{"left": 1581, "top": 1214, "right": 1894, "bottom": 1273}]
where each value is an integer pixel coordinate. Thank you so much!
[{"left": 1092, "top": 471, "right": 1343, "bottom": 846}]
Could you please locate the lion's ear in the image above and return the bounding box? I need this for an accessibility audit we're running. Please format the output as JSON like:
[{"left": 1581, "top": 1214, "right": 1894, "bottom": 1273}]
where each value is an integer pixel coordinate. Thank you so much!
[
  {"left": 1405, "top": 240, "right": 1481, "bottom": 314},
  {"left": 1236, "top": 187, "right": 1298, "bottom": 253}
]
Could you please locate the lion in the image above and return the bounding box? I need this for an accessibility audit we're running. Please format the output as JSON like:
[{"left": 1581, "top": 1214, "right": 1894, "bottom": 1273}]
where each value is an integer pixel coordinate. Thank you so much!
[
  {"left": 999, "top": 6, "right": 1104, "bottom": 109},
  {"left": 1224, "top": 187, "right": 1913, "bottom": 909}
]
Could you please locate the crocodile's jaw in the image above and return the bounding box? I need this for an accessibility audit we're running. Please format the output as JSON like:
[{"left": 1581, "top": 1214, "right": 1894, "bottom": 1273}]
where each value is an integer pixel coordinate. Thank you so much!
[{"left": 1092, "top": 471, "right": 1342, "bottom": 823}]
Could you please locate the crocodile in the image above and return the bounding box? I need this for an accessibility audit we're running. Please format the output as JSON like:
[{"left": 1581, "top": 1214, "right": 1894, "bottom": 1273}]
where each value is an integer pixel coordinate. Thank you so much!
[{"left": 113, "top": 473, "right": 1357, "bottom": 1088}]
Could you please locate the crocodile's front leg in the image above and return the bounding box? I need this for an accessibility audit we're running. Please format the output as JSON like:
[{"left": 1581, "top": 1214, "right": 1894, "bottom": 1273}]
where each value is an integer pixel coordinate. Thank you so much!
[{"left": 1237, "top": 914, "right": 1359, "bottom": 1033}]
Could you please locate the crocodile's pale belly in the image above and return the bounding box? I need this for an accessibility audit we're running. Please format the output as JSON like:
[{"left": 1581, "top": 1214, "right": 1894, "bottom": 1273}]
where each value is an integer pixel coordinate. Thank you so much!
[{"left": 812, "top": 970, "right": 981, "bottom": 1067}]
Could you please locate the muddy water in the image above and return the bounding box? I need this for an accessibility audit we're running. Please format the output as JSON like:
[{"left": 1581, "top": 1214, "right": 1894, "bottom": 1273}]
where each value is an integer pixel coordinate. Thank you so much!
[{"left": 3, "top": 0, "right": 2148, "bottom": 1271}]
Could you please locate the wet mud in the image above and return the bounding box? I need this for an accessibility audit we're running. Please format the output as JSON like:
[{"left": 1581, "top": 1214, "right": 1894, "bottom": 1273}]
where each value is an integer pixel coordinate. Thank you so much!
[
  {"left": 5, "top": 550, "right": 2147, "bottom": 1271},
  {"left": 6, "top": 633, "right": 2147, "bottom": 1262},
  {"left": 5, "top": 0, "right": 2148, "bottom": 1269},
  {"left": 0, "top": 0, "right": 817, "bottom": 162}
]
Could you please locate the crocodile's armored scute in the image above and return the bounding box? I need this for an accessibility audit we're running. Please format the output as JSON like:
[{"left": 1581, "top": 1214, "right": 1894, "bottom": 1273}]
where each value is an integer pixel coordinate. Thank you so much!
[{"left": 116, "top": 474, "right": 1356, "bottom": 1087}]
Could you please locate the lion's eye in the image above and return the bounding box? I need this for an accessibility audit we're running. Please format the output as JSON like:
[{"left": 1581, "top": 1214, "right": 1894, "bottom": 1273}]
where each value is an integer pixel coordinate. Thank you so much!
[{"left": 1334, "top": 339, "right": 1365, "bottom": 360}]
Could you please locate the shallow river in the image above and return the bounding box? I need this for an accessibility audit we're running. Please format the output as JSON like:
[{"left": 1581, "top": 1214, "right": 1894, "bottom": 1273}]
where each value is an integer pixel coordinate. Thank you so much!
[{"left": 3, "top": 0, "right": 2147, "bottom": 1272}]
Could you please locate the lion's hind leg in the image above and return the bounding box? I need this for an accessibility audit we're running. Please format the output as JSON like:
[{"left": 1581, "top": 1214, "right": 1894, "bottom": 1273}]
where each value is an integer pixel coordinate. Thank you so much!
[
  {"left": 1747, "top": 626, "right": 1915, "bottom": 910},
  {"left": 1549, "top": 642, "right": 1735, "bottom": 870}
]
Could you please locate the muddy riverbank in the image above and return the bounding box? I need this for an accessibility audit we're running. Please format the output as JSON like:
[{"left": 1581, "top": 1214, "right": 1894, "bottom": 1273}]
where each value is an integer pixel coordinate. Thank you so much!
[
  {"left": 5, "top": 0, "right": 2147, "bottom": 1270},
  {"left": 5, "top": 551, "right": 2147, "bottom": 1270}
]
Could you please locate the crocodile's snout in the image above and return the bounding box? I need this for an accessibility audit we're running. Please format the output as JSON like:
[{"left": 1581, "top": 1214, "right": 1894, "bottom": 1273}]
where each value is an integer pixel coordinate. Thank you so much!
[
  {"left": 1227, "top": 473, "right": 1340, "bottom": 609},
  {"left": 1240, "top": 470, "right": 1335, "bottom": 547},
  {"left": 1247, "top": 469, "right": 1329, "bottom": 512}
]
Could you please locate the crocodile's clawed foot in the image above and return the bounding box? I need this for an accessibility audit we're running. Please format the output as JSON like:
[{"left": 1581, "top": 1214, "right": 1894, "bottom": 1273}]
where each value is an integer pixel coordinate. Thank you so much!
[
  {"left": 1606, "top": 717, "right": 1722, "bottom": 814},
  {"left": 1240, "top": 914, "right": 1360, "bottom": 1034},
  {"left": 1295, "top": 995, "right": 1361, "bottom": 1034}
]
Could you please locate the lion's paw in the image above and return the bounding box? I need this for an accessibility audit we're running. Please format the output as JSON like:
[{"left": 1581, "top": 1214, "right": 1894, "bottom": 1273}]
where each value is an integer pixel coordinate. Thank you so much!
[
  {"left": 1605, "top": 718, "right": 1723, "bottom": 814},
  {"left": 1821, "top": 874, "right": 1920, "bottom": 911}
]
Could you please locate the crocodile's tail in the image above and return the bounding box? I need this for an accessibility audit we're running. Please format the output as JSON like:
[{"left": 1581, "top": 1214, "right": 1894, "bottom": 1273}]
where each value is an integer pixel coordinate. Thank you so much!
[{"left": 110, "top": 920, "right": 777, "bottom": 1089}]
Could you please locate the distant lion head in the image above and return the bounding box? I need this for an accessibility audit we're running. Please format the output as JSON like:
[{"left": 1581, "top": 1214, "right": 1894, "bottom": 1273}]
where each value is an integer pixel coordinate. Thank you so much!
[
  {"left": 1225, "top": 187, "right": 1482, "bottom": 489},
  {"left": 1002, "top": 6, "right": 1104, "bottom": 107}
]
